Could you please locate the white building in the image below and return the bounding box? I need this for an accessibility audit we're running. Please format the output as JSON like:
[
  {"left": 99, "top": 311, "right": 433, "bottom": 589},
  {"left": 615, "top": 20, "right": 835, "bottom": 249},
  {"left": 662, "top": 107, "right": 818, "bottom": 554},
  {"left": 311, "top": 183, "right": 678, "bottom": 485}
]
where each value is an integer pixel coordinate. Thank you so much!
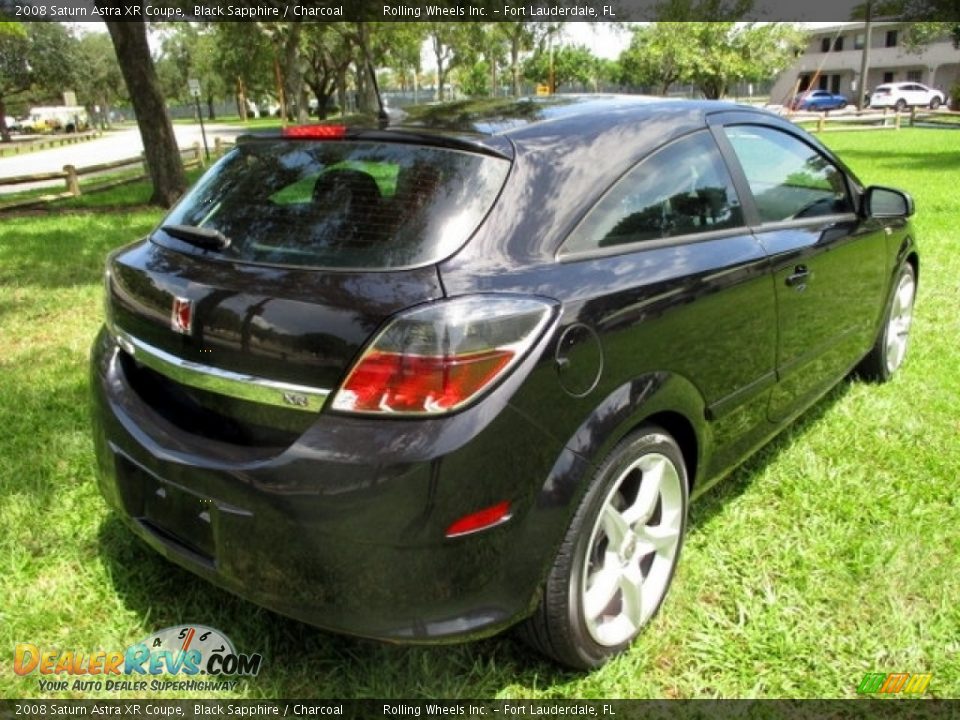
[{"left": 770, "top": 22, "right": 959, "bottom": 104}]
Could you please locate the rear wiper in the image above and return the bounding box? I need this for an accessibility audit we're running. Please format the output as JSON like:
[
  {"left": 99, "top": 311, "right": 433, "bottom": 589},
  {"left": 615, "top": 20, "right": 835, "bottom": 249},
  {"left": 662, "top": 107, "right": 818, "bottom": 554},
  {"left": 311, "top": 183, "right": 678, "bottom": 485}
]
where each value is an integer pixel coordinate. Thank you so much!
[{"left": 161, "top": 224, "right": 231, "bottom": 251}]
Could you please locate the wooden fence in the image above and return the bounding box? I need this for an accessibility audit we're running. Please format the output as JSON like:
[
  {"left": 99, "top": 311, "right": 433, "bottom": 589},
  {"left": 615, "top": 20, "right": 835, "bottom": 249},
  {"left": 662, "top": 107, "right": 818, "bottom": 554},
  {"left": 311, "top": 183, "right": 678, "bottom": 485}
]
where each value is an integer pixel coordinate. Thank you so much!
[
  {"left": 787, "top": 106, "right": 960, "bottom": 133},
  {"left": 0, "top": 139, "right": 234, "bottom": 213}
]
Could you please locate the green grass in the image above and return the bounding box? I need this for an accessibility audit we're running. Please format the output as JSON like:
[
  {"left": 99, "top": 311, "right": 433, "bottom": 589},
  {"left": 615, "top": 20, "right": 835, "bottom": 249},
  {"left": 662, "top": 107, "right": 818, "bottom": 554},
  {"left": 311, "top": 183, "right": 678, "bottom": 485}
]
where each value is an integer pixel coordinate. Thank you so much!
[{"left": 1, "top": 129, "right": 958, "bottom": 700}]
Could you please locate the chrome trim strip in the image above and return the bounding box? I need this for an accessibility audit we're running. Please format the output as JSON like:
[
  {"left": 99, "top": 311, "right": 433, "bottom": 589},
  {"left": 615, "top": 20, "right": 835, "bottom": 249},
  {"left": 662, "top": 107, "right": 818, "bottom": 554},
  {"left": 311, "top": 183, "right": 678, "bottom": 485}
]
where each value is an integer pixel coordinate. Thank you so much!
[{"left": 112, "top": 328, "right": 329, "bottom": 413}]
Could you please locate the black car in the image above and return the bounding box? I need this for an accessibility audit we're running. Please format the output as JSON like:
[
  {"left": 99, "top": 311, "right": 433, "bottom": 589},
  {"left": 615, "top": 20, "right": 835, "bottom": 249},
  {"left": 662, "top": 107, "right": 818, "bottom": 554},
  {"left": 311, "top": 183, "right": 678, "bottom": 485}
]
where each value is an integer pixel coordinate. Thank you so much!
[{"left": 91, "top": 96, "right": 918, "bottom": 669}]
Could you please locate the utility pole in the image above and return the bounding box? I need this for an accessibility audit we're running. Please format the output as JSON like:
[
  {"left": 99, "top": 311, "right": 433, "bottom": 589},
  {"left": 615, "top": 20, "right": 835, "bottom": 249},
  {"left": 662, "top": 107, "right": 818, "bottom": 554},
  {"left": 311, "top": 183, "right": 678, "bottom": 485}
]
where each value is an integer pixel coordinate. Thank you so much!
[{"left": 858, "top": 3, "right": 873, "bottom": 111}]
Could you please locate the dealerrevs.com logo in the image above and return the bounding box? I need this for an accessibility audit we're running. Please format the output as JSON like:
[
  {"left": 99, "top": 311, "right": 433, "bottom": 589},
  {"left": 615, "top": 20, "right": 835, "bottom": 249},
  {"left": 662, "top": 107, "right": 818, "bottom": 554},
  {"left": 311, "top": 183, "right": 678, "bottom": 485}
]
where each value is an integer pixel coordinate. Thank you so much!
[{"left": 15, "top": 625, "right": 263, "bottom": 693}]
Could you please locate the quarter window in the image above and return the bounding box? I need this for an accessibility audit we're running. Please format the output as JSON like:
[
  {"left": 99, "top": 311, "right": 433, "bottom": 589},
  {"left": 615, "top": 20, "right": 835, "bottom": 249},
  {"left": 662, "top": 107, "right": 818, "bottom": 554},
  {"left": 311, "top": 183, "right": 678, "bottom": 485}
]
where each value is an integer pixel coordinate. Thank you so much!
[
  {"left": 561, "top": 131, "right": 743, "bottom": 255},
  {"left": 724, "top": 126, "right": 853, "bottom": 223}
]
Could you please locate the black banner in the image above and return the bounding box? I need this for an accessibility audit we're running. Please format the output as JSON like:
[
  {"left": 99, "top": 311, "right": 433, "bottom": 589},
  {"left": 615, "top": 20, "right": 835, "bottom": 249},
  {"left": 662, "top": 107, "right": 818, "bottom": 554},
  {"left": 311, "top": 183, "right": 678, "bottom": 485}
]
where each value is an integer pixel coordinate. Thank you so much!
[
  {"left": 1, "top": 700, "right": 959, "bottom": 720},
  {"left": 2, "top": 0, "right": 959, "bottom": 22}
]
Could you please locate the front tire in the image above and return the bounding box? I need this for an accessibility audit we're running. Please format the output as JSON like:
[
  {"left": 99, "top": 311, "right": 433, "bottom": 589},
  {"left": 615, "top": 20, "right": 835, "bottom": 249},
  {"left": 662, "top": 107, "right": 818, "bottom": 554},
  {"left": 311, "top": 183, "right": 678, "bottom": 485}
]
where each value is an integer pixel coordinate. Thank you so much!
[
  {"left": 895, "top": 98, "right": 907, "bottom": 112},
  {"left": 930, "top": 97, "right": 942, "bottom": 110},
  {"left": 520, "top": 426, "right": 688, "bottom": 669},
  {"left": 858, "top": 263, "right": 916, "bottom": 382}
]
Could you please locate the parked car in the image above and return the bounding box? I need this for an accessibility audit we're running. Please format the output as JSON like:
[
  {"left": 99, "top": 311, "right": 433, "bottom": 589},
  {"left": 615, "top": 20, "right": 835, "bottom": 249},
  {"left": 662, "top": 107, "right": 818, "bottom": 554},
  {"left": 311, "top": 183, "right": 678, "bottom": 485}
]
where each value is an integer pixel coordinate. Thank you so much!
[
  {"left": 790, "top": 89, "right": 848, "bottom": 111},
  {"left": 2, "top": 116, "right": 20, "bottom": 133},
  {"left": 91, "top": 96, "right": 918, "bottom": 669},
  {"left": 869, "top": 82, "right": 946, "bottom": 111}
]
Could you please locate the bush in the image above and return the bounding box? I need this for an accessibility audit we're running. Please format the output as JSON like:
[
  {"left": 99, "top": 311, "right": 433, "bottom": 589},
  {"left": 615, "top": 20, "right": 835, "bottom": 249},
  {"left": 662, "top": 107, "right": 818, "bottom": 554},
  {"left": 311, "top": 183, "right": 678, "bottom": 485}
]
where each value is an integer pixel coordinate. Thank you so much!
[{"left": 951, "top": 82, "right": 960, "bottom": 112}]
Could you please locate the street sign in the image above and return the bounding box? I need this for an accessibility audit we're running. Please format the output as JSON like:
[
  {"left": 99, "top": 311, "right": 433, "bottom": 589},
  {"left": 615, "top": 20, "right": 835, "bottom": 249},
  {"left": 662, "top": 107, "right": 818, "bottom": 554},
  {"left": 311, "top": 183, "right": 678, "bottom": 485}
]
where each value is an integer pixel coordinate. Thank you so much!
[{"left": 188, "top": 79, "right": 201, "bottom": 98}]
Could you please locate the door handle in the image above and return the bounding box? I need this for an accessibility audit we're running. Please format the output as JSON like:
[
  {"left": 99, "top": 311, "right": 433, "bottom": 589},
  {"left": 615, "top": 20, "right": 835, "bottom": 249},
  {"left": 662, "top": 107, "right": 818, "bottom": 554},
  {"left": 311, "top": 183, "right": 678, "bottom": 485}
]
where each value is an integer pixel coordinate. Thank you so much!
[{"left": 785, "top": 265, "right": 811, "bottom": 288}]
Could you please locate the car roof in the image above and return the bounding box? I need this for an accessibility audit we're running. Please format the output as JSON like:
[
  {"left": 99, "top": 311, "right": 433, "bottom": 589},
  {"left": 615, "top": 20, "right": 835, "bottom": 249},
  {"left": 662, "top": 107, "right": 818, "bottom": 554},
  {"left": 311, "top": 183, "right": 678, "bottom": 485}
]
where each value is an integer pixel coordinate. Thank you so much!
[
  {"left": 243, "top": 95, "right": 764, "bottom": 163},
  {"left": 394, "top": 94, "right": 743, "bottom": 138}
]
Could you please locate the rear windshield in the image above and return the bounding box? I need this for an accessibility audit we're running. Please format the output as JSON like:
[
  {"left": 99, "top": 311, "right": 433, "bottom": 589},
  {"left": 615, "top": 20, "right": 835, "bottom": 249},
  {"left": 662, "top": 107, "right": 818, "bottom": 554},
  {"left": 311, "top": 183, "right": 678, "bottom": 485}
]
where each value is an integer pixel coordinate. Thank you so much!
[{"left": 156, "top": 141, "right": 510, "bottom": 270}]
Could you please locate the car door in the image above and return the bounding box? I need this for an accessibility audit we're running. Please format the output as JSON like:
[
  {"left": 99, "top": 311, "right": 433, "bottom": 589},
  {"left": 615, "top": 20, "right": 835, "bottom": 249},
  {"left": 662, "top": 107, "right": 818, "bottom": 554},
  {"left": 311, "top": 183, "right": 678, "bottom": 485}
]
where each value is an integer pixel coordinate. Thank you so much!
[
  {"left": 716, "top": 122, "right": 888, "bottom": 422},
  {"left": 905, "top": 84, "right": 925, "bottom": 106}
]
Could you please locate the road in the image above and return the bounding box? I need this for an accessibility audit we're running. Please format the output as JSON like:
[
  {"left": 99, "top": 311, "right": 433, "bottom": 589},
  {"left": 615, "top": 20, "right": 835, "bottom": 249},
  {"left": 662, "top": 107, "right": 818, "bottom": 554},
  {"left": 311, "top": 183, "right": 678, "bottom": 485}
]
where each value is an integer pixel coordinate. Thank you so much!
[{"left": 0, "top": 123, "right": 249, "bottom": 195}]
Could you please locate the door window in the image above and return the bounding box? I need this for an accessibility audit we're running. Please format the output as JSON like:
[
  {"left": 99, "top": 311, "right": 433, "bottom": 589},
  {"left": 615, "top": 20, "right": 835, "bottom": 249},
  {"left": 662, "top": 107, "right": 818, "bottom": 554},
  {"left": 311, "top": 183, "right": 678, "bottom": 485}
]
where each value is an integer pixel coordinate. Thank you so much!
[
  {"left": 724, "top": 126, "right": 853, "bottom": 224},
  {"left": 560, "top": 131, "right": 743, "bottom": 255}
]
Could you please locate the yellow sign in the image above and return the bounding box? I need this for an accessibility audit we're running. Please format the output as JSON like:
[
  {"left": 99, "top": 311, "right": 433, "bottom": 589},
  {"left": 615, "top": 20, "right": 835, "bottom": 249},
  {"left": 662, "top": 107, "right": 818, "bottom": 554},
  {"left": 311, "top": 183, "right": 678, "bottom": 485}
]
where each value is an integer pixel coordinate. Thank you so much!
[{"left": 536, "top": 84, "right": 551, "bottom": 96}]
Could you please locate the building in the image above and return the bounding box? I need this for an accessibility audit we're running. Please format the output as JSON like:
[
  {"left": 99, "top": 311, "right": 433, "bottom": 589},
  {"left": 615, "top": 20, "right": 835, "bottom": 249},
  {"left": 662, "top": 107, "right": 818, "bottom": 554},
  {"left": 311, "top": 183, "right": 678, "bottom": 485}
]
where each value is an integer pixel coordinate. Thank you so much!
[{"left": 770, "top": 22, "right": 959, "bottom": 105}]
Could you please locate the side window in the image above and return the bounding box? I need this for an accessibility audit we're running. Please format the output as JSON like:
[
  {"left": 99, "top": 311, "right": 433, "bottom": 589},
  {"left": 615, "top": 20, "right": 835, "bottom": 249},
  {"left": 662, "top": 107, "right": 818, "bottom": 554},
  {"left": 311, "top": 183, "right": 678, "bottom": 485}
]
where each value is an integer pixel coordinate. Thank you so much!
[
  {"left": 561, "top": 131, "right": 743, "bottom": 255},
  {"left": 724, "top": 125, "right": 853, "bottom": 224}
]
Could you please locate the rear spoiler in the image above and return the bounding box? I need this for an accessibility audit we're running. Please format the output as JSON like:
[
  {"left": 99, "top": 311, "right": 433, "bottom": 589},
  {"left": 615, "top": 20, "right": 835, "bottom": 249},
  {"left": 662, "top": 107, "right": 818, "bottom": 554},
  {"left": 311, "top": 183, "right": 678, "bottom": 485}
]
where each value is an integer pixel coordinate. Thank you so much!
[{"left": 237, "top": 125, "right": 514, "bottom": 161}]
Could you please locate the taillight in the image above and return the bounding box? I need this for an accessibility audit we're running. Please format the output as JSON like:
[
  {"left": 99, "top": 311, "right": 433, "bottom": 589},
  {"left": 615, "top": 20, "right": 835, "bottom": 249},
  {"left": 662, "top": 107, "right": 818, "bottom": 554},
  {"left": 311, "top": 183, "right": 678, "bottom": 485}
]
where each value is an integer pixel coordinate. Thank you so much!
[{"left": 331, "top": 296, "right": 554, "bottom": 415}]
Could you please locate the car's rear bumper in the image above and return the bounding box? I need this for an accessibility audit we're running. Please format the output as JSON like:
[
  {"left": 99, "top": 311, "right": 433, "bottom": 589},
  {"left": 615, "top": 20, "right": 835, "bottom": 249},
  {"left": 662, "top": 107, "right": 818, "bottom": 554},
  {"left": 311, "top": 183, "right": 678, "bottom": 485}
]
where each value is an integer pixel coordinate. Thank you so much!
[{"left": 91, "top": 327, "right": 588, "bottom": 642}]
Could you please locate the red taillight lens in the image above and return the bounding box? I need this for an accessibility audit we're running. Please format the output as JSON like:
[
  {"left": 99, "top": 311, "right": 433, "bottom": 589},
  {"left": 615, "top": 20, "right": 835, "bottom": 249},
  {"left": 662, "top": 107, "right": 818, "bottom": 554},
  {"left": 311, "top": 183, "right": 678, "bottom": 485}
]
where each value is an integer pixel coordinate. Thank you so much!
[
  {"left": 282, "top": 124, "right": 347, "bottom": 139},
  {"left": 339, "top": 349, "right": 514, "bottom": 413},
  {"left": 331, "top": 296, "right": 554, "bottom": 416}
]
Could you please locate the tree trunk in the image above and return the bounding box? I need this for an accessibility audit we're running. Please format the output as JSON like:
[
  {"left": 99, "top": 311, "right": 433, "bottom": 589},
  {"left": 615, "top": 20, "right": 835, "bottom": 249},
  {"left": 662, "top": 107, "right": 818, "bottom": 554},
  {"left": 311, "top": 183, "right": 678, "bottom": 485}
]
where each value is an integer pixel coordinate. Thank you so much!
[
  {"left": 207, "top": 93, "right": 215, "bottom": 120},
  {"left": 355, "top": 23, "right": 379, "bottom": 114},
  {"left": 100, "top": 17, "right": 186, "bottom": 207},
  {"left": 0, "top": 99, "right": 10, "bottom": 143},
  {"left": 511, "top": 38, "right": 521, "bottom": 97},
  {"left": 282, "top": 21, "right": 307, "bottom": 123},
  {"left": 434, "top": 36, "right": 446, "bottom": 102}
]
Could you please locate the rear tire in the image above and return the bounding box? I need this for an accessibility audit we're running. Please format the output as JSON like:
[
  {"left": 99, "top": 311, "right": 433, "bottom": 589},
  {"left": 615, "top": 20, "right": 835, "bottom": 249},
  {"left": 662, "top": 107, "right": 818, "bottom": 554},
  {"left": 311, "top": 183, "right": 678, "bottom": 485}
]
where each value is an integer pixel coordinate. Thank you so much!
[
  {"left": 520, "top": 426, "right": 688, "bottom": 669},
  {"left": 857, "top": 263, "right": 916, "bottom": 382}
]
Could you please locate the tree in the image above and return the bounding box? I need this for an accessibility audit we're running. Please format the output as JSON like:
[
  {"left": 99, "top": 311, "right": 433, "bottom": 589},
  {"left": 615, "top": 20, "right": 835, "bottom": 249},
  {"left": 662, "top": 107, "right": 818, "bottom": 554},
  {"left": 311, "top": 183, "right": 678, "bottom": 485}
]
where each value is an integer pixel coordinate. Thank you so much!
[
  {"left": 702, "top": 23, "right": 806, "bottom": 99},
  {"left": 380, "top": 23, "right": 427, "bottom": 101},
  {"left": 618, "top": 23, "right": 696, "bottom": 94},
  {"left": 157, "top": 24, "right": 225, "bottom": 119},
  {"left": 0, "top": 22, "right": 79, "bottom": 142},
  {"left": 524, "top": 44, "right": 599, "bottom": 93},
  {"left": 301, "top": 23, "right": 354, "bottom": 118},
  {"left": 618, "top": 22, "right": 805, "bottom": 99},
  {"left": 495, "top": 22, "right": 560, "bottom": 97},
  {"left": 97, "top": 17, "right": 186, "bottom": 207},
  {"left": 426, "top": 23, "right": 462, "bottom": 102},
  {"left": 74, "top": 31, "right": 126, "bottom": 129},
  {"left": 210, "top": 23, "right": 274, "bottom": 119}
]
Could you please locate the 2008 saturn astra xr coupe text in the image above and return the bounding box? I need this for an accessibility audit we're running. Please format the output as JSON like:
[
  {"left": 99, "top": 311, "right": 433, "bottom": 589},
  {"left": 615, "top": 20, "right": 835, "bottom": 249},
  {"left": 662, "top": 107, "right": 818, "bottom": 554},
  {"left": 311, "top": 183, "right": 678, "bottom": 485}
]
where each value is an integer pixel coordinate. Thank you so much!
[{"left": 91, "top": 96, "right": 918, "bottom": 669}]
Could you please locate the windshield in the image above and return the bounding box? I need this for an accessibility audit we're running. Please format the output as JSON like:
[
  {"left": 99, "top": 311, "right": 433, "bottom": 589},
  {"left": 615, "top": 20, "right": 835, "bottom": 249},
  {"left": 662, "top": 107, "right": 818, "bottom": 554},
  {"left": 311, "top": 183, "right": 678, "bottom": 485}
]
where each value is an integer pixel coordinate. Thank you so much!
[{"left": 156, "top": 140, "right": 510, "bottom": 270}]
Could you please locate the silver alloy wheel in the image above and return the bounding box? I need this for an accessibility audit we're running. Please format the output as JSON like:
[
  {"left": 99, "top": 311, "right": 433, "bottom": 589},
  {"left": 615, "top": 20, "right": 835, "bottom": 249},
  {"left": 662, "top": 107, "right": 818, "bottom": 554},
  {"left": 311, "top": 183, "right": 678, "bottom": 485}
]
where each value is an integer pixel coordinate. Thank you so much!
[
  {"left": 581, "top": 452, "right": 683, "bottom": 647},
  {"left": 885, "top": 271, "right": 916, "bottom": 374}
]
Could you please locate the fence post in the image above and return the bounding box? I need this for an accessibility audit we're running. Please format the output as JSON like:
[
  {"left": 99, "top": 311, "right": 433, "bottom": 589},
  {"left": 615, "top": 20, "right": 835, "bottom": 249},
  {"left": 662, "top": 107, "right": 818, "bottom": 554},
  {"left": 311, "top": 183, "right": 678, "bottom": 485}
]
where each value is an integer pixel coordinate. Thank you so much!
[
  {"left": 63, "top": 165, "right": 80, "bottom": 197},
  {"left": 909, "top": 107, "right": 916, "bottom": 127},
  {"left": 895, "top": 110, "right": 902, "bottom": 130},
  {"left": 193, "top": 141, "right": 204, "bottom": 168},
  {"left": 214, "top": 137, "right": 223, "bottom": 157},
  {"left": 817, "top": 113, "right": 825, "bottom": 133}
]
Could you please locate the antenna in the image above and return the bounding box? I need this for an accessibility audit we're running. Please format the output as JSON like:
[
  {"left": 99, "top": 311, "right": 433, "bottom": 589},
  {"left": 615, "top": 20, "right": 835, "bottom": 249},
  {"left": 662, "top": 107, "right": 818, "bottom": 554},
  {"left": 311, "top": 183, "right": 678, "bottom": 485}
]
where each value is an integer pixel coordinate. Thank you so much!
[{"left": 367, "top": 61, "right": 390, "bottom": 129}]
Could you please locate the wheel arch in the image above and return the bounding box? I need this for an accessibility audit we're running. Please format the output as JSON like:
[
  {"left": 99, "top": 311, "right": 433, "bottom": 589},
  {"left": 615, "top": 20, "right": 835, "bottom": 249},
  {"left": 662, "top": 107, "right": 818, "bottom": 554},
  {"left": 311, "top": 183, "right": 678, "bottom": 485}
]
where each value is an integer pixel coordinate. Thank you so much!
[{"left": 561, "top": 372, "right": 709, "bottom": 496}]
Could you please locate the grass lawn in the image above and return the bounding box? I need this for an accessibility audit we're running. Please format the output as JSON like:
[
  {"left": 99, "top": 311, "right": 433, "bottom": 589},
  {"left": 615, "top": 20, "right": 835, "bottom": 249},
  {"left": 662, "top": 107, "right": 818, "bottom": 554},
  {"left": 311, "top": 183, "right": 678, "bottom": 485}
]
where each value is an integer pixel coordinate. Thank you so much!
[{"left": 0, "top": 129, "right": 957, "bottom": 700}]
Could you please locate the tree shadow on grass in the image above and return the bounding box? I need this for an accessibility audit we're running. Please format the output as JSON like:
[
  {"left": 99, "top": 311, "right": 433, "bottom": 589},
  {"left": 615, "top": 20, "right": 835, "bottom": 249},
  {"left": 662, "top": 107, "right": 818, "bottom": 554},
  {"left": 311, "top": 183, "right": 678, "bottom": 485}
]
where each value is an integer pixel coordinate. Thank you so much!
[
  {"left": 0, "top": 211, "right": 157, "bottom": 290},
  {"left": 95, "top": 379, "right": 856, "bottom": 698},
  {"left": 96, "top": 513, "right": 570, "bottom": 698},
  {"left": 686, "top": 380, "right": 852, "bottom": 535}
]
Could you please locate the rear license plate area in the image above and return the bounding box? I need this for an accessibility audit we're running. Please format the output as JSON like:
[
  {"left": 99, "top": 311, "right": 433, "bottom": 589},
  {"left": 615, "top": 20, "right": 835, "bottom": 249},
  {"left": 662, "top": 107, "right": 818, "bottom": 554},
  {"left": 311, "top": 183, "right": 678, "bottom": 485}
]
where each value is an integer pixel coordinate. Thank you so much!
[{"left": 117, "top": 456, "right": 216, "bottom": 562}]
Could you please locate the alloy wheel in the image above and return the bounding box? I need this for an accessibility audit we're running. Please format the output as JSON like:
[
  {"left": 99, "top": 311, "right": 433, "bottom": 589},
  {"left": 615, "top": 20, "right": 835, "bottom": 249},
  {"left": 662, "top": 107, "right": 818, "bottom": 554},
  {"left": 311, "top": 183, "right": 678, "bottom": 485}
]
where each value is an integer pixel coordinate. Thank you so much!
[
  {"left": 885, "top": 271, "right": 916, "bottom": 374},
  {"left": 581, "top": 452, "right": 684, "bottom": 646}
]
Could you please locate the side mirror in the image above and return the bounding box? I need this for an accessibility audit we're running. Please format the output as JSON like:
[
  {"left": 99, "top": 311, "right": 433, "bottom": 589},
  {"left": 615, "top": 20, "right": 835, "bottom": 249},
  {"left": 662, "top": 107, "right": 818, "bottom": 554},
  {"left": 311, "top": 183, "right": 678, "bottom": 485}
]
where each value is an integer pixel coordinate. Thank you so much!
[{"left": 864, "top": 186, "right": 915, "bottom": 218}]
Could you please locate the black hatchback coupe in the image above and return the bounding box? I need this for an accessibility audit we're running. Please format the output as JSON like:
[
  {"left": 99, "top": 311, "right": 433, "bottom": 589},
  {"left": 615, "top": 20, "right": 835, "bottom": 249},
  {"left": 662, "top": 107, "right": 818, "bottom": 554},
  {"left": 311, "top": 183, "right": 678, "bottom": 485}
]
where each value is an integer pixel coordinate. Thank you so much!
[{"left": 91, "top": 96, "right": 918, "bottom": 669}]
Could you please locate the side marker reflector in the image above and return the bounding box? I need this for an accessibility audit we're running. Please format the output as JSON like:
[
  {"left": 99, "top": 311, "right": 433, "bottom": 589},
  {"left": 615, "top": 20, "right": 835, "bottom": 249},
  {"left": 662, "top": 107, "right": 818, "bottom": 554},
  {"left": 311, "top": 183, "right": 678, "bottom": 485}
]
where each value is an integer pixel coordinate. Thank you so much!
[{"left": 445, "top": 501, "right": 512, "bottom": 538}]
